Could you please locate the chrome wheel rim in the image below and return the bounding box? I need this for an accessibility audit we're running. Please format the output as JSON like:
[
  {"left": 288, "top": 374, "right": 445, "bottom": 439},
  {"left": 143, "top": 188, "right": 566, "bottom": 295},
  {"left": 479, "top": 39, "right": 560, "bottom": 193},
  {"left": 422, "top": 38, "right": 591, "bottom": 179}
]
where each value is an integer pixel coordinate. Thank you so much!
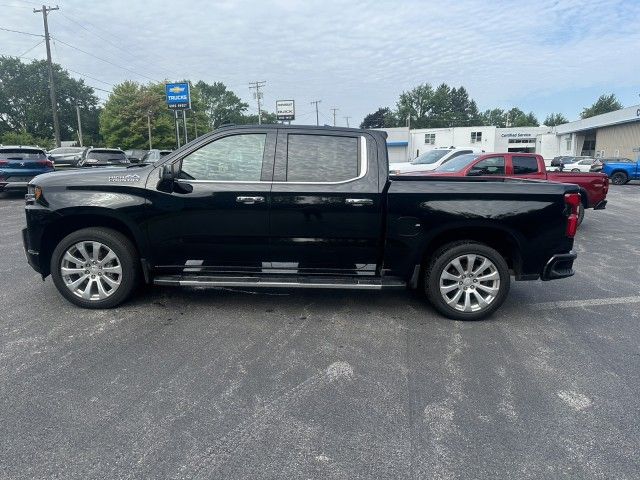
[
  {"left": 439, "top": 254, "right": 500, "bottom": 313},
  {"left": 60, "top": 241, "right": 122, "bottom": 300}
]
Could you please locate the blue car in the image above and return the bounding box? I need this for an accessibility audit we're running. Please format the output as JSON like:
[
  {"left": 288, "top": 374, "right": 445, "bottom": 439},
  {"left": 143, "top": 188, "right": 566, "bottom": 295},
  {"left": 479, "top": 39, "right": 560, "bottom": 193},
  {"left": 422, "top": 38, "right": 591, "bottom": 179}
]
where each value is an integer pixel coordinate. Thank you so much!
[
  {"left": 603, "top": 157, "right": 640, "bottom": 185},
  {"left": 0, "top": 146, "right": 55, "bottom": 193}
]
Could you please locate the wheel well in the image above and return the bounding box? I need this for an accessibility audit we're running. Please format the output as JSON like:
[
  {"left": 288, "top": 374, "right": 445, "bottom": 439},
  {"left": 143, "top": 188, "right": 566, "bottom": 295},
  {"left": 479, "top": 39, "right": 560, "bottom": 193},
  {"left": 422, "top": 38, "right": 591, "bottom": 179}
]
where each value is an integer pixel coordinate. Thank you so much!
[
  {"left": 610, "top": 169, "right": 627, "bottom": 176},
  {"left": 39, "top": 215, "right": 140, "bottom": 276},
  {"left": 421, "top": 227, "right": 521, "bottom": 274},
  {"left": 578, "top": 188, "right": 589, "bottom": 207}
]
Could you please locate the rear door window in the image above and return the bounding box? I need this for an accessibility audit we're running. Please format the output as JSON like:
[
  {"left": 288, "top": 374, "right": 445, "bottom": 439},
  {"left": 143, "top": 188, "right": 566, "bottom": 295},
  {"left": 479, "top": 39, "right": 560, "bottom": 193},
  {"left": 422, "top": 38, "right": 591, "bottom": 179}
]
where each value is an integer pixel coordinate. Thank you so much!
[
  {"left": 286, "top": 134, "right": 360, "bottom": 182},
  {"left": 512, "top": 156, "right": 539, "bottom": 174}
]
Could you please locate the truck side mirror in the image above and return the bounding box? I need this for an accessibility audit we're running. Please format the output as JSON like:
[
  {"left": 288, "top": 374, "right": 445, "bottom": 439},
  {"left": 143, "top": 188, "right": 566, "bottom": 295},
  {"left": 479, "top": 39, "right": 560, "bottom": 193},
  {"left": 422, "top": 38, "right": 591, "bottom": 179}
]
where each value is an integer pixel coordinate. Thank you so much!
[{"left": 157, "top": 164, "right": 176, "bottom": 192}]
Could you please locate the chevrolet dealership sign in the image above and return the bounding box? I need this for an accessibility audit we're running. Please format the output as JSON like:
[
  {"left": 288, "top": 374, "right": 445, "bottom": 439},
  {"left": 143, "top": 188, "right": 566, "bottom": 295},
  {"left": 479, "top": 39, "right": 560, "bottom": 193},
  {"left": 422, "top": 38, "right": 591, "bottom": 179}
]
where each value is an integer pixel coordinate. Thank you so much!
[{"left": 165, "top": 82, "right": 191, "bottom": 110}]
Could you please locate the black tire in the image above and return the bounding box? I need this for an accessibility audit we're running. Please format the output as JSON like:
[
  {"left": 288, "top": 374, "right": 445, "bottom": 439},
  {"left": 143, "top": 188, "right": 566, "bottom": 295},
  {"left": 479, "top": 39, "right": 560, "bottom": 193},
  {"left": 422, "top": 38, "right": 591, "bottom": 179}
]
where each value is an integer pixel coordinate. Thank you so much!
[
  {"left": 424, "top": 241, "right": 510, "bottom": 321},
  {"left": 50, "top": 227, "right": 139, "bottom": 308},
  {"left": 571, "top": 168, "right": 580, "bottom": 172},
  {"left": 611, "top": 171, "right": 628, "bottom": 185}
]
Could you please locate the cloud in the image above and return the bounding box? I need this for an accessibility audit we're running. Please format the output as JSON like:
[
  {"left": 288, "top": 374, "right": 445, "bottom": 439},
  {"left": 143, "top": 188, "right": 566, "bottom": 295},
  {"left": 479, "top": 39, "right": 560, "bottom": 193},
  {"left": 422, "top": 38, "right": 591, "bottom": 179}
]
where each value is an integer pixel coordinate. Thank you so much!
[{"left": 1, "top": 0, "right": 638, "bottom": 124}]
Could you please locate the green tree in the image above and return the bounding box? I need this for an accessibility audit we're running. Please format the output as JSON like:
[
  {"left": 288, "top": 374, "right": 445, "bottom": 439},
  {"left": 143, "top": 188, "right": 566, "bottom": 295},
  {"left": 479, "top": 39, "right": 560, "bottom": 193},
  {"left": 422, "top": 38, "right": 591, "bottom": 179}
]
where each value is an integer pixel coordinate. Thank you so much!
[
  {"left": 195, "top": 80, "right": 249, "bottom": 128},
  {"left": 359, "top": 107, "right": 397, "bottom": 128},
  {"left": 239, "top": 111, "right": 278, "bottom": 124},
  {"left": 505, "top": 107, "right": 539, "bottom": 127},
  {"left": 544, "top": 112, "right": 569, "bottom": 126},
  {"left": 100, "top": 81, "right": 176, "bottom": 150},
  {"left": 580, "top": 94, "right": 623, "bottom": 119},
  {"left": 0, "top": 56, "right": 100, "bottom": 144},
  {"left": 479, "top": 108, "right": 506, "bottom": 127},
  {"left": 395, "top": 83, "right": 434, "bottom": 129}
]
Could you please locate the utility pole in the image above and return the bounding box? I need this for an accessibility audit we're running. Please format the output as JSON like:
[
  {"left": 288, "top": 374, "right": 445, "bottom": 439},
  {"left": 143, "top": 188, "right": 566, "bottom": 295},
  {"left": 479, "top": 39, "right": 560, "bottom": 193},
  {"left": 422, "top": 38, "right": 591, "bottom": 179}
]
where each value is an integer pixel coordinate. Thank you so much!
[
  {"left": 330, "top": 107, "right": 339, "bottom": 126},
  {"left": 344, "top": 116, "right": 351, "bottom": 128},
  {"left": 34, "top": 4, "right": 61, "bottom": 147},
  {"left": 147, "top": 111, "right": 153, "bottom": 149},
  {"left": 310, "top": 100, "right": 321, "bottom": 126},
  {"left": 75, "top": 102, "right": 83, "bottom": 146},
  {"left": 249, "top": 81, "right": 266, "bottom": 124}
]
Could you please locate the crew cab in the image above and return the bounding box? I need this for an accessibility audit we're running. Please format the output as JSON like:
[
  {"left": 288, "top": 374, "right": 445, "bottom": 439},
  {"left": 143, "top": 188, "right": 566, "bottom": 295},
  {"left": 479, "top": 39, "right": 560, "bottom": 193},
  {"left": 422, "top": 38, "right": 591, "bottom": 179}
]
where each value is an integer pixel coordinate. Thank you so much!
[
  {"left": 602, "top": 157, "right": 640, "bottom": 185},
  {"left": 407, "top": 152, "right": 608, "bottom": 223},
  {"left": 23, "top": 126, "right": 581, "bottom": 321}
]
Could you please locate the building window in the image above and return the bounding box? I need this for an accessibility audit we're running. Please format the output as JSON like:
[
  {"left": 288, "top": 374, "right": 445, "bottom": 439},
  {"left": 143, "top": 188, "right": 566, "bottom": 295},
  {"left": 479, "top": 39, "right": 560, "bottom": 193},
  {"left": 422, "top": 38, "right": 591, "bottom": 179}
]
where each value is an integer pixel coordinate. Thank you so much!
[
  {"left": 424, "top": 133, "right": 435, "bottom": 145},
  {"left": 565, "top": 135, "right": 571, "bottom": 150},
  {"left": 471, "top": 131, "right": 482, "bottom": 143}
]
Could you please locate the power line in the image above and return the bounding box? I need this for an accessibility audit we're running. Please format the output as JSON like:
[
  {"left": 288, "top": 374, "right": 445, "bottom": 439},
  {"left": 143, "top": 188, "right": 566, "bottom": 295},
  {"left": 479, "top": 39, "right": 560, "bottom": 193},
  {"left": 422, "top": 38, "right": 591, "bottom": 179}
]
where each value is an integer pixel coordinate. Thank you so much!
[
  {"left": 55, "top": 11, "right": 181, "bottom": 81},
  {"left": 52, "top": 37, "right": 160, "bottom": 82},
  {"left": 17, "top": 39, "right": 44, "bottom": 57},
  {"left": 0, "top": 26, "right": 43, "bottom": 37}
]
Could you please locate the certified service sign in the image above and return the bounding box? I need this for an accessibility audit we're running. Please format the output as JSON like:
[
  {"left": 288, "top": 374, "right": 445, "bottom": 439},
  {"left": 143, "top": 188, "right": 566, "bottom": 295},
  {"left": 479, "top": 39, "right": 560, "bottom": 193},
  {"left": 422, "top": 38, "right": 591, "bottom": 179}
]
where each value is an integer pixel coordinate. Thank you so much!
[
  {"left": 276, "top": 100, "right": 295, "bottom": 121},
  {"left": 165, "top": 82, "right": 191, "bottom": 110}
]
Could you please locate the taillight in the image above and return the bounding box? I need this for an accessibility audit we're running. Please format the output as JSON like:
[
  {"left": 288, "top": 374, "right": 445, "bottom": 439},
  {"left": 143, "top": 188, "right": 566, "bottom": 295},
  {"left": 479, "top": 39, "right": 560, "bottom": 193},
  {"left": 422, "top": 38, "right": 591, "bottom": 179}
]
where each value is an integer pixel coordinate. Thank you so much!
[
  {"left": 38, "top": 159, "right": 54, "bottom": 168},
  {"left": 564, "top": 192, "right": 581, "bottom": 238},
  {"left": 0, "top": 159, "right": 8, "bottom": 166}
]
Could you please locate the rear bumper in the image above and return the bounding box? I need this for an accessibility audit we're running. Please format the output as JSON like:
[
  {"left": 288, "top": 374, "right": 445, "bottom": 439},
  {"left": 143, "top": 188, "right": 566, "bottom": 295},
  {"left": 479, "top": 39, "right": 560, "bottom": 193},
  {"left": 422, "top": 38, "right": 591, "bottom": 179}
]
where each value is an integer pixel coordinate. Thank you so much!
[
  {"left": 593, "top": 199, "right": 607, "bottom": 210},
  {"left": 541, "top": 251, "right": 577, "bottom": 281},
  {"left": 0, "top": 181, "right": 30, "bottom": 191},
  {"left": 22, "top": 228, "right": 42, "bottom": 274}
]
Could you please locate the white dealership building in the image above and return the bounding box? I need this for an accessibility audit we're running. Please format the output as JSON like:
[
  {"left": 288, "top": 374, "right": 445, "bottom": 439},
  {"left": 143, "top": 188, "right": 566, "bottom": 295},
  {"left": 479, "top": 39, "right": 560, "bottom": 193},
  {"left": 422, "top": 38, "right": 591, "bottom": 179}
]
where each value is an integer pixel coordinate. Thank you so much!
[{"left": 381, "top": 104, "right": 640, "bottom": 163}]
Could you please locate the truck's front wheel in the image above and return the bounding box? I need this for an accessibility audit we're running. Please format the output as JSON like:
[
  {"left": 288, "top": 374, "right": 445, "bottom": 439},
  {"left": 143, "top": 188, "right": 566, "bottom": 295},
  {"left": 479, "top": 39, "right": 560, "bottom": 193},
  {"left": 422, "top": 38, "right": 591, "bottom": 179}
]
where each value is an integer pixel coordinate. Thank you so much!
[
  {"left": 50, "top": 227, "right": 139, "bottom": 309},
  {"left": 425, "top": 242, "right": 510, "bottom": 321}
]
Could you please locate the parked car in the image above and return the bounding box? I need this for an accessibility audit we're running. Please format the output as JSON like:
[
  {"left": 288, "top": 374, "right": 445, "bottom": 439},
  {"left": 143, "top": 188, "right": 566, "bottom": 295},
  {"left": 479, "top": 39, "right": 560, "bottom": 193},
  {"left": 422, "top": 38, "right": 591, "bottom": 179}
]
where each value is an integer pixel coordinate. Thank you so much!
[
  {"left": 603, "top": 157, "right": 640, "bottom": 185},
  {"left": 389, "top": 147, "right": 481, "bottom": 174},
  {"left": 141, "top": 149, "right": 173, "bottom": 163},
  {"left": 563, "top": 157, "right": 596, "bottom": 172},
  {"left": 548, "top": 156, "right": 593, "bottom": 171},
  {"left": 78, "top": 148, "right": 129, "bottom": 167},
  {"left": 408, "top": 152, "right": 608, "bottom": 224},
  {"left": 0, "top": 146, "right": 54, "bottom": 192},
  {"left": 124, "top": 149, "right": 148, "bottom": 164},
  {"left": 591, "top": 157, "right": 633, "bottom": 173},
  {"left": 47, "top": 146, "right": 86, "bottom": 169},
  {"left": 24, "top": 125, "right": 581, "bottom": 321}
]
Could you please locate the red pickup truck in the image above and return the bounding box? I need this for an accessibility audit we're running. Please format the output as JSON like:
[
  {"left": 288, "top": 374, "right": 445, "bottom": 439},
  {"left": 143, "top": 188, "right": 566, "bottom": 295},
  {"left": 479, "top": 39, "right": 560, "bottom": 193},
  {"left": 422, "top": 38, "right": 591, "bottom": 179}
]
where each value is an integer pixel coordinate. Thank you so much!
[{"left": 401, "top": 153, "right": 608, "bottom": 222}]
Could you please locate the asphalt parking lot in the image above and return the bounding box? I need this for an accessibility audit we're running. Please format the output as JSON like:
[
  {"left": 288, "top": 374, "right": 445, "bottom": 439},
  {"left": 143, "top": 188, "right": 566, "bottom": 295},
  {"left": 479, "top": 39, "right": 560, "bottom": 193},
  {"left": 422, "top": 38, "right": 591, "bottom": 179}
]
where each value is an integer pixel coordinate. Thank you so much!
[{"left": 1, "top": 185, "right": 639, "bottom": 479}]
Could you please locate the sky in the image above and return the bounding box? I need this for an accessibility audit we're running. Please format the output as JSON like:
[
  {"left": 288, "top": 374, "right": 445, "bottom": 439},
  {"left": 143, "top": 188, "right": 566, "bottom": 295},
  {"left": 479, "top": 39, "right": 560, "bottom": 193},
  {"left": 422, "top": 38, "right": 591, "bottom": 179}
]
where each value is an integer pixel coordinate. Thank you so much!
[{"left": 1, "top": 0, "right": 639, "bottom": 127}]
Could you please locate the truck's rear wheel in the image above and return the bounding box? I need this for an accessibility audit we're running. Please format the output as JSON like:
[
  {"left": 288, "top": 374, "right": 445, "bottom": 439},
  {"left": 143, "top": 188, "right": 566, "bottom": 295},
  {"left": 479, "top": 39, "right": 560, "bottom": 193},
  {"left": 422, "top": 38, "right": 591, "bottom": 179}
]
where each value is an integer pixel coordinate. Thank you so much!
[
  {"left": 610, "top": 172, "right": 628, "bottom": 185},
  {"left": 424, "top": 242, "right": 510, "bottom": 321},
  {"left": 50, "top": 227, "right": 139, "bottom": 309}
]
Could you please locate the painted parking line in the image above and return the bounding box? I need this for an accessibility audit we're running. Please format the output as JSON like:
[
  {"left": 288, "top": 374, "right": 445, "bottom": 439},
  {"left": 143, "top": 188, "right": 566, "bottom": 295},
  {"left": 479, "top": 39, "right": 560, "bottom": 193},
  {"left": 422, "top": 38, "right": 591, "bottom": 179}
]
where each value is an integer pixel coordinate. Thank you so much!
[{"left": 532, "top": 295, "right": 640, "bottom": 310}]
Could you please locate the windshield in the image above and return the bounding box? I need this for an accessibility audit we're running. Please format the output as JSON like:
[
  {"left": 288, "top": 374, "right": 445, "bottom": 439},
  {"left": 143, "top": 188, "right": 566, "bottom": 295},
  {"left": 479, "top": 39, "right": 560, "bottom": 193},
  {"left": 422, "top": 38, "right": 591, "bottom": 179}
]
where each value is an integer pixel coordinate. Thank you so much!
[
  {"left": 0, "top": 148, "right": 46, "bottom": 160},
  {"left": 86, "top": 150, "right": 128, "bottom": 163},
  {"left": 411, "top": 149, "right": 450, "bottom": 165},
  {"left": 435, "top": 154, "right": 480, "bottom": 172}
]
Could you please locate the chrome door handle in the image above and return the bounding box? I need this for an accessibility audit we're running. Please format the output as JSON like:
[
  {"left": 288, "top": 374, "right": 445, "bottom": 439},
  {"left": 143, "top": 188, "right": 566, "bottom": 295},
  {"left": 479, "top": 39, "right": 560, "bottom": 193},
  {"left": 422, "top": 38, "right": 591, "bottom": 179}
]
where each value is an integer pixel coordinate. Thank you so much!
[
  {"left": 236, "top": 196, "right": 265, "bottom": 204},
  {"left": 345, "top": 198, "right": 373, "bottom": 206}
]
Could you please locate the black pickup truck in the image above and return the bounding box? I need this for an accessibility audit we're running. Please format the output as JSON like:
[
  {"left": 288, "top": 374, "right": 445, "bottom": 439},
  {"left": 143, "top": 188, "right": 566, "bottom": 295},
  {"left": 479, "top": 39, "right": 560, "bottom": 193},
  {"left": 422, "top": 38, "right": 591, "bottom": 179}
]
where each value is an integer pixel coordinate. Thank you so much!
[{"left": 23, "top": 125, "right": 580, "bottom": 320}]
